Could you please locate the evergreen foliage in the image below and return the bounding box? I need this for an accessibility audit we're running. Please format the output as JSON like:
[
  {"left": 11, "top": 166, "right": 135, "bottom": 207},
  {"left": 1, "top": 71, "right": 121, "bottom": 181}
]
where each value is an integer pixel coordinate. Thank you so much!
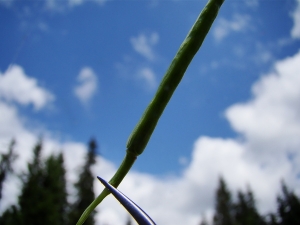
[
  {"left": 0, "top": 205, "right": 22, "bottom": 224},
  {"left": 2, "top": 138, "right": 300, "bottom": 225},
  {"left": 68, "top": 138, "right": 98, "bottom": 225},
  {"left": 211, "top": 177, "right": 300, "bottom": 225},
  {"left": 0, "top": 140, "right": 69, "bottom": 225},
  {"left": 18, "top": 140, "right": 46, "bottom": 225},
  {"left": 234, "top": 188, "right": 266, "bottom": 225},
  {"left": 276, "top": 182, "right": 300, "bottom": 225},
  {"left": 43, "top": 153, "right": 68, "bottom": 225},
  {"left": 0, "top": 139, "right": 17, "bottom": 200},
  {"left": 17, "top": 140, "right": 68, "bottom": 225},
  {"left": 213, "top": 177, "right": 235, "bottom": 225}
]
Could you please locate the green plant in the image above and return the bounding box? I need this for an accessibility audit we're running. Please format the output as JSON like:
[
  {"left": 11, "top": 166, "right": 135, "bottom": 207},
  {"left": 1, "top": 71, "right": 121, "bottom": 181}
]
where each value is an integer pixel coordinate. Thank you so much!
[{"left": 77, "top": 0, "right": 225, "bottom": 224}]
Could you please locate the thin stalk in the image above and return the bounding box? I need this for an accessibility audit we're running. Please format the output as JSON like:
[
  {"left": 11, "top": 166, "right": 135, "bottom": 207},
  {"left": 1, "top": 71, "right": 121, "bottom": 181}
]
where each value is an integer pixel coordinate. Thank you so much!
[
  {"left": 77, "top": 0, "right": 225, "bottom": 224},
  {"left": 76, "top": 152, "right": 136, "bottom": 225}
]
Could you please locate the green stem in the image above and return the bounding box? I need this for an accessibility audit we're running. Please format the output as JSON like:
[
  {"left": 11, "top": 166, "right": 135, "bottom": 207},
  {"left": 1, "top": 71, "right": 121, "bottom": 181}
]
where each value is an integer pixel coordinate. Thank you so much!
[
  {"left": 76, "top": 152, "right": 136, "bottom": 225},
  {"left": 77, "top": 0, "right": 225, "bottom": 224},
  {"left": 126, "top": 0, "right": 225, "bottom": 156}
]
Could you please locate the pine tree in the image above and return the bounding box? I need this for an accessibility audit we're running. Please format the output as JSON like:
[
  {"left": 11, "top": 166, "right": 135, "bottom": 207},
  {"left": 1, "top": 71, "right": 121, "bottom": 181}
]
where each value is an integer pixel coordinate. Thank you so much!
[
  {"left": 276, "top": 181, "right": 300, "bottom": 225},
  {"left": 17, "top": 140, "right": 69, "bottom": 225},
  {"left": 68, "top": 138, "right": 98, "bottom": 225},
  {"left": 18, "top": 140, "right": 46, "bottom": 225},
  {"left": 265, "top": 213, "right": 279, "bottom": 225},
  {"left": 0, "top": 139, "right": 18, "bottom": 200},
  {"left": 234, "top": 188, "right": 266, "bottom": 225},
  {"left": 43, "top": 152, "right": 68, "bottom": 225},
  {"left": 0, "top": 140, "right": 20, "bottom": 225},
  {"left": 213, "top": 176, "right": 235, "bottom": 225},
  {"left": 0, "top": 205, "right": 22, "bottom": 225}
]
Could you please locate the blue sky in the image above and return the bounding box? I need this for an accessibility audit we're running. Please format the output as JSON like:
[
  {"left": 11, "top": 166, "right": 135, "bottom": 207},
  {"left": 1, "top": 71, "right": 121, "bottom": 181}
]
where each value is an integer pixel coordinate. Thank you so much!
[{"left": 1, "top": 0, "right": 300, "bottom": 224}]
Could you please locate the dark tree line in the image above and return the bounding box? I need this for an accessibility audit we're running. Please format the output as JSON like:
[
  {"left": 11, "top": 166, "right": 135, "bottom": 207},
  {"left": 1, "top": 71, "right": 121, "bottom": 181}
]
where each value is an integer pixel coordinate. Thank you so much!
[
  {"left": 0, "top": 138, "right": 97, "bottom": 225},
  {"left": 2, "top": 139, "right": 300, "bottom": 225},
  {"left": 208, "top": 177, "right": 300, "bottom": 225}
]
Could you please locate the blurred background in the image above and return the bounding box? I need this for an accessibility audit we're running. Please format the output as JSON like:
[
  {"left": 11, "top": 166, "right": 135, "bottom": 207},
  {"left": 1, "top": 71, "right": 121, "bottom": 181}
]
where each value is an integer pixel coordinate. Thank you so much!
[{"left": 1, "top": 0, "right": 300, "bottom": 224}]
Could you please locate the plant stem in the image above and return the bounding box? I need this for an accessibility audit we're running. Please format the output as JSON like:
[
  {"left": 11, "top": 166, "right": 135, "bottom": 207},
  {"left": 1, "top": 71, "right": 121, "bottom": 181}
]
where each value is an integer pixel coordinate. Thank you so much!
[
  {"left": 76, "top": 152, "right": 136, "bottom": 225},
  {"left": 77, "top": 0, "right": 225, "bottom": 224}
]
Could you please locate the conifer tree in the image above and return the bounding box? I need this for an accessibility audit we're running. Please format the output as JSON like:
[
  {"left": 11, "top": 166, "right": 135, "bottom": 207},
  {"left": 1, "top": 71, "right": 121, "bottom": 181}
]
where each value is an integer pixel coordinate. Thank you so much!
[
  {"left": 17, "top": 140, "right": 69, "bottom": 225},
  {"left": 18, "top": 140, "right": 46, "bottom": 225},
  {"left": 213, "top": 176, "right": 235, "bottom": 225},
  {"left": 265, "top": 213, "right": 279, "bottom": 225},
  {"left": 0, "top": 139, "right": 17, "bottom": 200},
  {"left": 234, "top": 188, "right": 265, "bottom": 225},
  {"left": 0, "top": 140, "right": 20, "bottom": 225},
  {"left": 276, "top": 182, "right": 300, "bottom": 225},
  {"left": 43, "top": 152, "right": 68, "bottom": 225},
  {"left": 0, "top": 205, "right": 22, "bottom": 225},
  {"left": 68, "top": 138, "right": 98, "bottom": 225}
]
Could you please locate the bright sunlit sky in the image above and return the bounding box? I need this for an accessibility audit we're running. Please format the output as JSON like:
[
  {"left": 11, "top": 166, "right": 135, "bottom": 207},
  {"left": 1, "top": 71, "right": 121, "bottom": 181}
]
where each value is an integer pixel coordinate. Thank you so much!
[{"left": 1, "top": 0, "right": 300, "bottom": 224}]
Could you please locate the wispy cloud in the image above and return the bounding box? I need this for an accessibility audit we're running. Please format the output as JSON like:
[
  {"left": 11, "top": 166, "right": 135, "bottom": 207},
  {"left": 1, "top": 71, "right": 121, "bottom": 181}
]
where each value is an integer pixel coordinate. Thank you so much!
[
  {"left": 130, "top": 32, "right": 159, "bottom": 61},
  {"left": 244, "top": 0, "right": 259, "bottom": 8},
  {"left": 43, "top": 0, "right": 109, "bottom": 11},
  {"left": 69, "top": 0, "right": 108, "bottom": 7},
  {"left": 0, "top": 65, "right": 54, "bottom": 111},
  {"left": 74, "top": 67, "right": 98, "bottom": 105},
  {"left": 0, "top": 0, "right": 14, "bottom": 7},
  {"left": 1, "top": 0, "right": 109, "bottom": 11},
  {"left": 291, "top": 0, "right": 300, "bottom": 39},
  {"left": 213, "top": 14, "right": 251, "bottom": 42},
  {"left": 137, "top": 67, "right": 157, "bottom": 90},
  {"left": 116, "top": 32, "right": 160, "bottom": 91}
]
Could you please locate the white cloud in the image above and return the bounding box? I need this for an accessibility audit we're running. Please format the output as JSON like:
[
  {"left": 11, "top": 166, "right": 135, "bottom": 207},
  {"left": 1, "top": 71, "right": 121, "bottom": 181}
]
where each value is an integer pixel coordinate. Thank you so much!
[
  {"left": 0, "top": 65, "right": 54, "bottom": 110},
  {"left": 137, "top": 67, "right": 157, "bottom": 90},
  {"left": 37, "top": 21, "right": 49, "bottom": 32},
  {"left": 130, "top": 32, "right": 159, "bottom": 61},
  {"left": 226, "top": 50, "right": 300, "bottom": 159},
  {"left": 103, "top": 50, "right": 300, "bottom": 223},
  {"left": 213, "top": 14, "right": 251, "bottom": 42},
  {"left": 291, "top": 0, "right": 300, "bottom": 39},
  {"left": 43, "top": 0, "right": 109, "bottom": 11},
  {"left": 74, "top": 67, "right": 98, "bottom": 105},
  {"left": 115, "top": 58, "right": 158, "bottom": 92},
  {"left": 2, "top": 51, "right": 300, "bottom": 225},
  {"left": 245, "top": 0, "right": 259, "bottom": 8},
  {"left": 252, "top": 42, "right": 273, "bottom": 65},
  {"left": 68, "top": 0, "right": 108, "bottom": 7}
]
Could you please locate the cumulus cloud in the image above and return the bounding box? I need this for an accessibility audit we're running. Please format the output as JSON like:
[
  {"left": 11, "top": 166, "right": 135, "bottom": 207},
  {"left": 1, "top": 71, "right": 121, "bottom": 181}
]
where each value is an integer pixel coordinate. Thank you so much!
[
  {"left": 2, "top": 50, "right": 300, "bottom": 225},
  {"left": 226, "top": 50, "right": 300, "bottom": 165},
  {"left": 291, "top": 0, "right": 300, "bottom": 39},
  {"left": 130, "top": 32, "right": 159, "bottom": 61},
  {"left": 213, "top": 14, "right": 251, "bottom": 42},
  {"left": 99, "top": 50, "right": 300, "bottom": 224},
  {"left": 0, "top": 65, "right": 54, "bottom": 111},
  {"left": 74, "top": 67, "right": 98, "bottom": 105}
]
